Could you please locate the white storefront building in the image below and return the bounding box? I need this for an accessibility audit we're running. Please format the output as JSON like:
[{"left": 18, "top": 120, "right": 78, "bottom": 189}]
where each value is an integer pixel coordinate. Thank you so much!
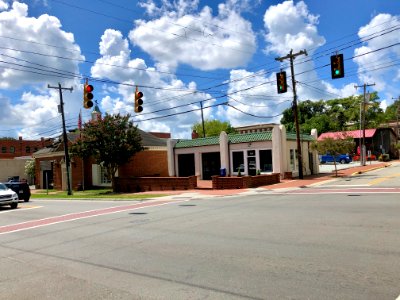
[{"left": 167, "top": 125, "right": 319, "bottom": 179}]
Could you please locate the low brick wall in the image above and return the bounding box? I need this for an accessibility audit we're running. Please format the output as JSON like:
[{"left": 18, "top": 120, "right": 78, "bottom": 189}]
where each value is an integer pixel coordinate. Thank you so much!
[
  {"left": 114, "top": 176, "right": 197, "bottom": 192},
  {"left": 212, "top": 173, "right": 280, "bottom": 189}
]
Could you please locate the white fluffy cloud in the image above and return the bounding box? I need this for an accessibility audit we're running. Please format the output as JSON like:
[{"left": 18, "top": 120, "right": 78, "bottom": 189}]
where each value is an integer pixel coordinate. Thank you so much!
[
  {"left": 264, "top": 0, "right": 325, "bottom": 56},
  {"left": 130, "top": 0, "right": 256, "bottom": 71},
  {"left": 219, "top": 0, "right": 330, "bottom": 127},
  {"left": 0, "top": 2, "right": 84, "bottom": 138},
  {"left": 353, "top": 13, "right": 400, "bottom": 104},
  {"left": 91, "top": 29, "right": 216, "bottom": 138}
]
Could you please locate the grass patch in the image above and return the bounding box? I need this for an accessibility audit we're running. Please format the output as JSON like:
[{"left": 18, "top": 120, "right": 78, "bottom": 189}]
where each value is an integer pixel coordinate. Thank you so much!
[{"left": 31, "top": 189, "right": 167, "bottom": 200}]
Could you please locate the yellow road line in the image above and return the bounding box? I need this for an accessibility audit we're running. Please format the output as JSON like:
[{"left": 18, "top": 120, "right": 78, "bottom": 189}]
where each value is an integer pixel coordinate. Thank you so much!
[{"left": 368, "top": 173, "right": 400, "bottom": 186}]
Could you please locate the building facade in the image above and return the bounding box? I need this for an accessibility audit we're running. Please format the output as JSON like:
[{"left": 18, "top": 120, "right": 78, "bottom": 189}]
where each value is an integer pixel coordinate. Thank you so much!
[
  {"left": 0, "top": 137, "right": 52, "bottom": 159},
  {"left": 167, "top": 125, "right": 319, "bottom": 179}
]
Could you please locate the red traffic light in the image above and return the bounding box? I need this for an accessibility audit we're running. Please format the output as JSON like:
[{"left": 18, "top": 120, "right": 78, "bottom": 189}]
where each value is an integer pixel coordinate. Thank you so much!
[{"left": 86, "top": 84, "right": 94, "bottom": 93}]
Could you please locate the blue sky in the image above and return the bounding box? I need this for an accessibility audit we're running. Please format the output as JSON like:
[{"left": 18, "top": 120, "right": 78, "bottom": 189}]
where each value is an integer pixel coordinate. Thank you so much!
[{"left": 0, "top": 0, "right": 399, "bottom": 140}]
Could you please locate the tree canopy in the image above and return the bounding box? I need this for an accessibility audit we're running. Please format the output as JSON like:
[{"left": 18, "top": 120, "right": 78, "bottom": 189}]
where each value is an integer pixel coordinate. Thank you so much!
[
  {"left": 70, "top": 113, "right": 143, "bottom": 188},
  {"left": 280, "top": 93, "right": 385, "bottom": 134},
  {"left": 192, "top": 119, "right": 236, "bottom": 137}
]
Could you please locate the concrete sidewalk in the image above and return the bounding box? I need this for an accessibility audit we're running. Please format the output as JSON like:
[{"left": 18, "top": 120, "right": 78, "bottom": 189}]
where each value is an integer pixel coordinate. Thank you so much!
[{"left": 137, "top": 161, "right": 393, "bottom": 198}]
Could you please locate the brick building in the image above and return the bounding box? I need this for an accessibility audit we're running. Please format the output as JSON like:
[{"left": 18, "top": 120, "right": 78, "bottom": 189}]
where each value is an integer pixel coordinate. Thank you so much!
[
  {"left": 0, "top": 137, "right": 53, "bottom": 159},
  {"left": 33, "top": 130, "right": 168, "bottom": 191}
]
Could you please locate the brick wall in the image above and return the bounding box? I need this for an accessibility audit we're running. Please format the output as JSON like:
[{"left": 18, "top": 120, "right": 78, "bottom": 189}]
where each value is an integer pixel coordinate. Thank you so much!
[
  {"left": 114, "top": 175, "right": 197, "bottom": 192},
  {"left": 0, "top": 137, "right": 52, "bottom": 159},
  {"left": 118, "top": 150, "right": 168, "bottom": 177},
  {"left": 211, "top": 173, "right": 280, "bottom": 189}
]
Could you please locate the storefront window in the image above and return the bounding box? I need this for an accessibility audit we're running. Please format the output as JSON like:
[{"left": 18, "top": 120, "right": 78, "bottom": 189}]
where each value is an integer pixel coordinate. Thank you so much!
[
  {"left": 259, "top": 150, "right": 272, "bottom": 172},
  {"left": 232, "top": 151, "right": 244, "bottom": 173}
]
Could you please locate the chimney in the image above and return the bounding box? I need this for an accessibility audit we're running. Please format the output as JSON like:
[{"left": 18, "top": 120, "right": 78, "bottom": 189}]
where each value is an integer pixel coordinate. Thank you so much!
[{"left": 192, "top": 130, "right": 199, "bottom": 139}]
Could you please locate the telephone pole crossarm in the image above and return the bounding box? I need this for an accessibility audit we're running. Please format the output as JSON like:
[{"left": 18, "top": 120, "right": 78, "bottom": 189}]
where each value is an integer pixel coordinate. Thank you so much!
[{"left": 275, "top": 49, "right": 308, "bottom": 179}]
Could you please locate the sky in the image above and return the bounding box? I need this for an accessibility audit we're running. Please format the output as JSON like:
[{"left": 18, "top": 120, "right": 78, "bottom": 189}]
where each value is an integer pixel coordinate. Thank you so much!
[{"left": 0, "top": 0, "right": 399, "bottom": 140}]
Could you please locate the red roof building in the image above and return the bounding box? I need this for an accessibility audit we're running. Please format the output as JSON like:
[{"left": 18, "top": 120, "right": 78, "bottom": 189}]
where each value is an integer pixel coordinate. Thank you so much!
[{"left": 318, "top": 128, "right": 398, "bottom": 159}]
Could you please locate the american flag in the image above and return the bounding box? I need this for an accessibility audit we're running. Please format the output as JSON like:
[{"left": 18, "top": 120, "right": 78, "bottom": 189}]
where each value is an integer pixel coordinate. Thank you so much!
[{"left": 78, "top": 110, "right": 82, "bottom": 130}]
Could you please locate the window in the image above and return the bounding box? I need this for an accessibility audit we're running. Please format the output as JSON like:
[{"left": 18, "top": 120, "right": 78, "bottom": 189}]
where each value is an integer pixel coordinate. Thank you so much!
[
  {"left": 290, "top": 149, "right": 298, "bottom": 171},
  {"left": 9, "top": 146, "right": 15, "bottom": 153},
  {"left": 100, "top": 167, "right": 111, "bottom": 184},
  {"left": 259, "top": 150, "right": 272, "bottom": 172},
  {"left": 26, "top": 146, "right": 30, "bottom": 153},
  {"left": 1, "top": 146, "right": 6, "bottom": 153},
  {"left": 232, "top": 151, "right": 244, "bottom": 173}
]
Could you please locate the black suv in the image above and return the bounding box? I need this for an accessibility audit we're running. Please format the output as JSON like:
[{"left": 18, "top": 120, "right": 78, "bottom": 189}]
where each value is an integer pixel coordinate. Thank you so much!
[{"left": 4, "top": 181, "right": 31, "bottom": 202}]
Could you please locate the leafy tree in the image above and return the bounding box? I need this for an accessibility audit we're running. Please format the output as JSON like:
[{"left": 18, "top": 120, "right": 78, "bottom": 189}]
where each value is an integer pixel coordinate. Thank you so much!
[
  {"left": 281, "top": 93, "right": 384, "bottom": 134},
  {"left": 70, "top": 113, "right": 143, "bottom": 190},
  {"left": 311, "top": 137, "right": 355, "bottom": 177},
  {"left": 192, "top": 119, "right": 236, "bottom": 137},
  {"left": 384, "top": 99, "right": 400, "bottom": 121},
  {"left": 24, "top": 159, "right": 35, "bottom": 181}
]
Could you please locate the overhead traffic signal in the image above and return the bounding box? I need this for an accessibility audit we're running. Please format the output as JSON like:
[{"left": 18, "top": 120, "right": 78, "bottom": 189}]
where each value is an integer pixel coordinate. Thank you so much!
[
  {"left": 330, "top": 54, "right": 344, "bottom": 79},
  {"left": 276, "top": 71, "right": 287, "bottom": 94},
  {"left": 83, "top": 82, "right": 94, "bottom": 109},
  {"left": 134, "top": 87, "right": 143, "bottom": 113}
]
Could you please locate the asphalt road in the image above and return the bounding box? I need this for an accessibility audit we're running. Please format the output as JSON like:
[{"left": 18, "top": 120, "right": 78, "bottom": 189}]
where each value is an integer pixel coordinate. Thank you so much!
[{"left": 1, "top": 166, "right": 400, "bottom": 300}]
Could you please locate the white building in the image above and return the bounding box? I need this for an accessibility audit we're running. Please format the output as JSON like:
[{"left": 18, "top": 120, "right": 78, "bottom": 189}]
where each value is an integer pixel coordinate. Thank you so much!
[{"left": 167, "top": 125, "right": 319, "bottom": 179}]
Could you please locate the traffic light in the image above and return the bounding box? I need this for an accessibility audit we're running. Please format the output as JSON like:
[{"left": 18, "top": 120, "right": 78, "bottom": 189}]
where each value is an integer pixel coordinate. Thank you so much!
[
  {"left": 330, "top": 54, "right": 344, "bottom": 79},
  {"left": 135, "top": 87, "right": 143, "bottom": 113},
  {"left": 83, "top": 82, "right": 94, "bottom": 109},
  {"left": 276, "top": 71, "right": 287, "bottom": 94}
]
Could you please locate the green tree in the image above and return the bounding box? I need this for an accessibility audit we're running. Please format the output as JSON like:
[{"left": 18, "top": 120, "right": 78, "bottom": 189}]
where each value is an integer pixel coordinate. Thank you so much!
[
  {"left": 281, "top": 93, "right": 384, "bottom": 134},
  {"left": 192, "top": 119, "right": 236, "bottom": 137},
  {"left": 384, "top": 99, "right": 400, "bottom": 121},
  {"left": 70, "top": 113, "right": 143, "bottom": 190},
  {"left": 311, "top": 137, "right": 355, "bottom": 177},
  {"left": 24, "top": 159, "right": 35, "bottom": 182}
]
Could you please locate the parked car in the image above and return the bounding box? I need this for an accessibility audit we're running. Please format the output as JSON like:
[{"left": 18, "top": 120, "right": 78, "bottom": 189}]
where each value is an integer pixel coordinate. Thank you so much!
[
  {"left": 4, "top": 181, "right": 31, "bottom": 202},
  {"left": 0, "top": 183, "right": 19, "bottom": 209},
  {"left": 320, "top": 154, "right": 352, "bottom": 164}
]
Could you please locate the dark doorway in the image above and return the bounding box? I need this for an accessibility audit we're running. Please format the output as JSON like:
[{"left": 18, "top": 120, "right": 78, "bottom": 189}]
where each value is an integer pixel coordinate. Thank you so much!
[
  {"left": 43, "top": 170, "right": 53, "bottom": 189},
  {"left": 178, "top": 154, "right": 195, "bottom": 177},
  {"left": 202, "top": 152, "right": 221, "bottom": 180}
]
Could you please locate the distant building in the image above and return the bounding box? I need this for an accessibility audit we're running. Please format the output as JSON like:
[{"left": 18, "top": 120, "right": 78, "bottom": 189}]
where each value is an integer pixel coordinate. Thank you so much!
[
  {"left": 318, "top": 128, "right": 398, "bottom": 158},
  {"left": 234, "top": 123, "right": 276, "bottom": 134},
  {"left": 0, "top": 137, "right": 53, "bottom": 159}
]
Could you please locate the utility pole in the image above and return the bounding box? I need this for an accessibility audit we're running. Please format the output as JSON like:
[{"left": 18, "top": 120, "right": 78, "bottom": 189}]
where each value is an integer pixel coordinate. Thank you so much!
[
  {"left": 200, "top": 101, "right": 206, "bottom": 138},
  {"left": 276, "top": 49, "right": 308, "bottom": 179},
  {"left": 392, "top": 96, "right": 400, "bottom": 140},
  {"left": 354, "top": 83, "right": 375, "bottom": 166},
  {"left": 48, "top": 83, "right": 73, "bottom": 195}
]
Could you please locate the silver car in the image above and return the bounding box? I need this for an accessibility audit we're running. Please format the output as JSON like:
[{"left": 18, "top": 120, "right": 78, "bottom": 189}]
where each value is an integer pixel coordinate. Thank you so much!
[{"left": 0, "top": 183, "right": 19, "bottom": 209}]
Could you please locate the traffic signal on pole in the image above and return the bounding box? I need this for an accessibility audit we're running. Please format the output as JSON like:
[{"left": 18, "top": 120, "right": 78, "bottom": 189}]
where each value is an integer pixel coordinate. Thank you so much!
[
  {"left": 276, "top": 71, "right": 287, "bottom": 94},
  {"left": 134, "top": 88, "right": 143, "bottom": 113},
  {"left": 83, "top": 83, "right": 94, "bottom": 109},
  {"left": 330, "top": 54, "right": 344, "bottom": 79}
]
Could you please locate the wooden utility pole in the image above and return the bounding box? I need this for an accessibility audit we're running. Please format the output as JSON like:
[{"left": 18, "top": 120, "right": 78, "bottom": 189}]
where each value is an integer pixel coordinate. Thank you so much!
[
  {"left": 276, "top": 49, "right": 308, "bottom": 179},
  {"left": 48, "top": 83, "right": 73, "bottom": 195},
  {"left": 200, "top": 101, "right": 206, "bottom": 138},
  {"left": 354, "top": 83, "right": 375, "bottom": 166}
]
